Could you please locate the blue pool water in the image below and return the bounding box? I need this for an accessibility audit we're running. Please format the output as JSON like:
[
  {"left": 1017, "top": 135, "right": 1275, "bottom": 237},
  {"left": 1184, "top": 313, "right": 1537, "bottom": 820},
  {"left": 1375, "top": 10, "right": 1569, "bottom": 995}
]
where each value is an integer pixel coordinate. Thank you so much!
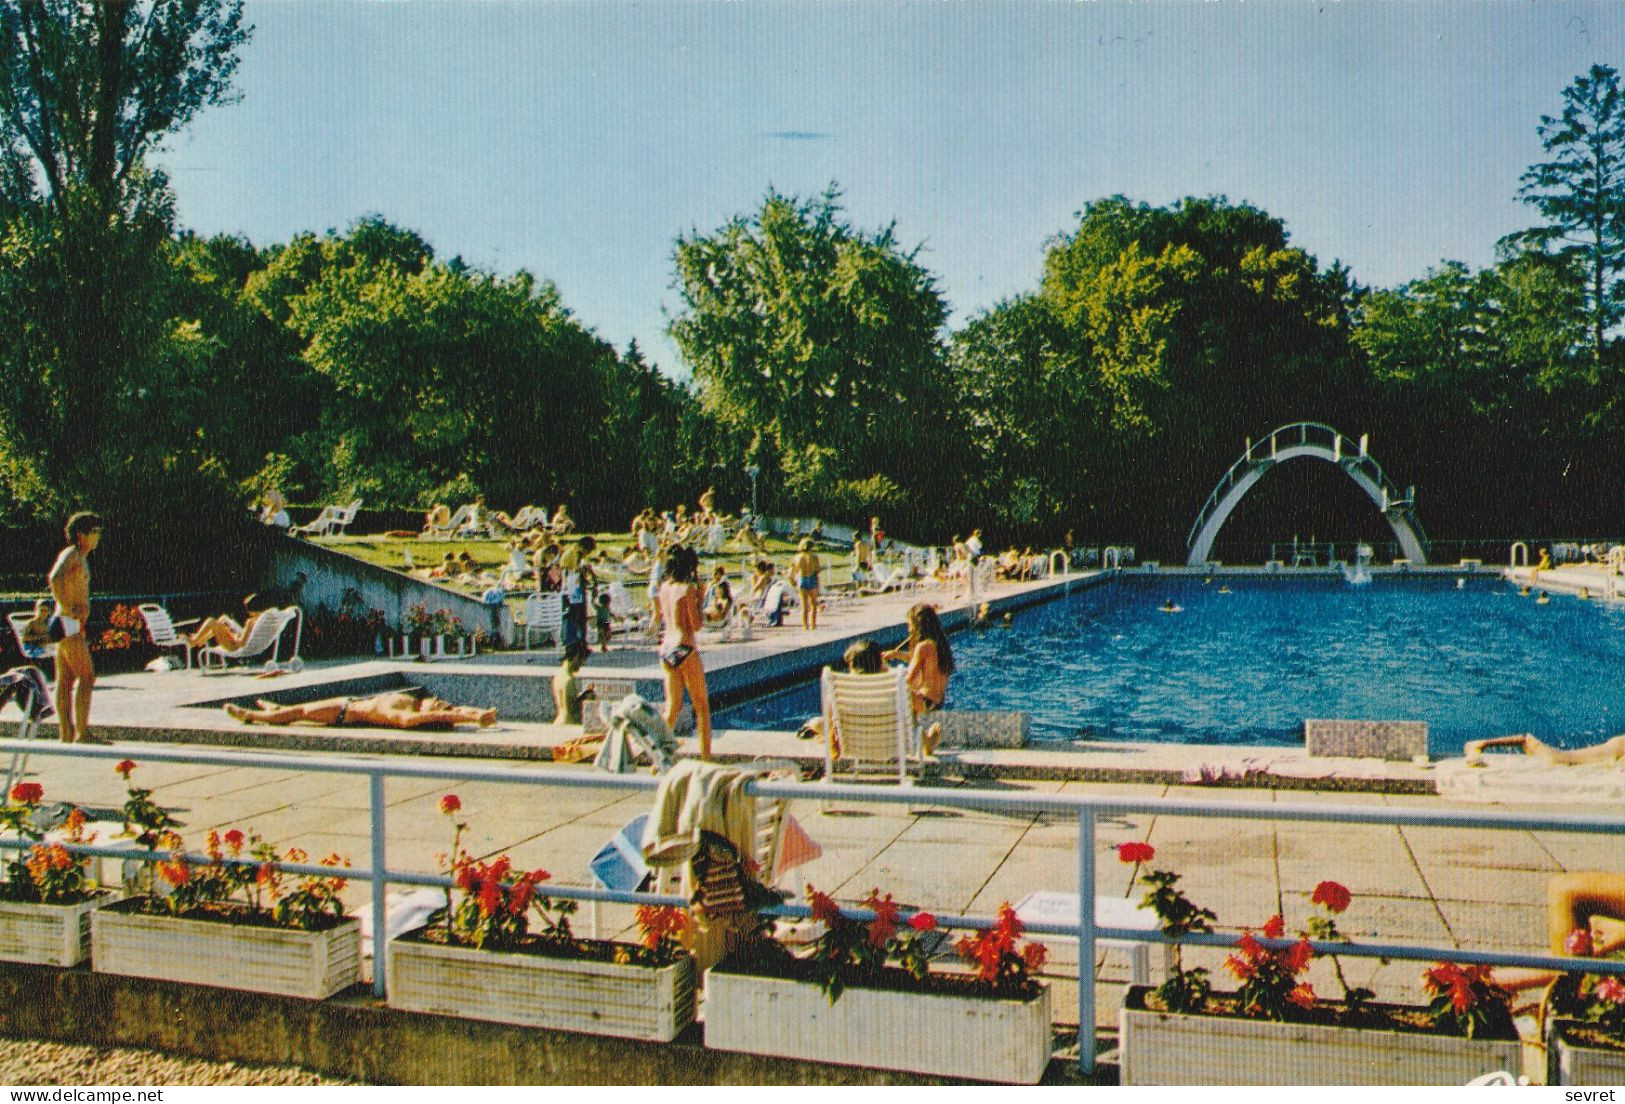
[{"left": 713, "top": 576, "right": 1625, "bottom": 753}]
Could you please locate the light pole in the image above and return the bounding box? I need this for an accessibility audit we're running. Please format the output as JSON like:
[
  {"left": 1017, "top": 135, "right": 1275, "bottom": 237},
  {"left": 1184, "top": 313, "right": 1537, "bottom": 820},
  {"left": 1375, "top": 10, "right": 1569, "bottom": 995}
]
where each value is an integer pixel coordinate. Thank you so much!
[{"left": 745, "top": 463, "right": 760, "bottom": 518}]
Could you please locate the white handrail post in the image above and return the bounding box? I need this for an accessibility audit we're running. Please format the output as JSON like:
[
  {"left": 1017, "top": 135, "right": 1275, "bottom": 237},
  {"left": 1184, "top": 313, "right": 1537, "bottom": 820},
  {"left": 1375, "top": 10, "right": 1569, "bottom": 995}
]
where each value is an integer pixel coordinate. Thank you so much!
[
  {"left": 1077, "top": 806, "right": 1096, "bottom": 1076},
  {"left": 370, "top": 772, "right": 389, "bottom": 998},
  {"left": 1359, "top": 433, "right": 1368, "bottom": 458}
]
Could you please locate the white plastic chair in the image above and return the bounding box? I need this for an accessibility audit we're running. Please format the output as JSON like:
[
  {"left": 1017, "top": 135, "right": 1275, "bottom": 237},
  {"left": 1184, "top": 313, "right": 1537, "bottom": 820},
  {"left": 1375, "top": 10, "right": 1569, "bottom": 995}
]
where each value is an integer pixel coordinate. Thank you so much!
[
  {"left": 821, "top": 667, "right": 920, "bottom": 785},
  {"left": 521, "top": 592, "right": 564, "bottom": 652},
  {"left": 198, "top": 607, "right": 302, "bottom": 673},
  {"left": 137, "top": 603, "right": 197, "bottom": 669}
]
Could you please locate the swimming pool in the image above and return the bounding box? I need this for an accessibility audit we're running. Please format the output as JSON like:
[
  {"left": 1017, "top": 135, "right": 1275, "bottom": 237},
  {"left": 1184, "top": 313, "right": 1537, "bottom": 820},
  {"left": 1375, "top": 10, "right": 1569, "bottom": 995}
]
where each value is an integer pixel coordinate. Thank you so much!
[{"left": 713, "top": 575, "right": 1625, "bottom": 753}]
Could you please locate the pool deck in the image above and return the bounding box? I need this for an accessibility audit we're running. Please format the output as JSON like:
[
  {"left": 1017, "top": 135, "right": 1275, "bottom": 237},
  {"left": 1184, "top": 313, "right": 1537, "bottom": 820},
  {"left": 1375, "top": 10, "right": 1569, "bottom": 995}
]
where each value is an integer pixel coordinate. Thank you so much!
[{"left": 5, "top": 562, "right": 1622, "bottom": 1071}]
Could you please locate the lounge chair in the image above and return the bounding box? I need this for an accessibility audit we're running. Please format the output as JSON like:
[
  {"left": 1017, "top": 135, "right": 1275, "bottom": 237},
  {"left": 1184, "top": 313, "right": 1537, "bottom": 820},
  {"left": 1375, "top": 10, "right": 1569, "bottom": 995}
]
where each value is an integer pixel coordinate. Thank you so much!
[
  {"left": 508, "top": 505, "right": 549, "bottom": 532},
  {"left": 606, "top": 582, "right": 652, "bottom": 637},
  {"left": 198, "top": 607, "right": 303, "bottom": 673},
  {"left": 521, "top": 592, "right": 563, "bottom": 652},
  {"left": 422, "top": 503, "right": 474, "bottom": 540},
  {"left": 821, "top": 667, "right": 921, "bottom": 785},
  {"left": 137, "top": 603, "right": 198, "bottom": 670},
  {"left": 858, "top": 563, "right": 911, "bottom": 596},
  {"left": 0, "top": 664, "right": 55, "bottom": 798},
  {"left": 292, "top": 498, "right": 362, "bottom": 538}
]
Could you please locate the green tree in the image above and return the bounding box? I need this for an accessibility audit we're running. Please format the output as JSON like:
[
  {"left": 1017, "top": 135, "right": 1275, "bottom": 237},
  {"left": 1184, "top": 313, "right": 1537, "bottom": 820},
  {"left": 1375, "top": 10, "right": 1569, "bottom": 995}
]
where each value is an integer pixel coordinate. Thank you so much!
[
  {"left": 0, "top": 0, "right": 250, "bottom": 537},
  {"left": 1034, "top": 196, "right": 1364, "bottom": 551},
  {"left": 1509, "top": 63, "right": 1625, "bottom": 364},
  {"left": 670, "top": 186, "right": 953, "bottom": 527}
]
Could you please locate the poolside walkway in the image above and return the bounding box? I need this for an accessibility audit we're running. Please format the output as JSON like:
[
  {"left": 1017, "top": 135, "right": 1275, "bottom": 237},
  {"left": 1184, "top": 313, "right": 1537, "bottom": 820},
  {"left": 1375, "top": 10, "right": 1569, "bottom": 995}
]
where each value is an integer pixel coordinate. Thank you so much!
[{"left": 5, "top": 563, "right": 1620, "bottom": 1048}]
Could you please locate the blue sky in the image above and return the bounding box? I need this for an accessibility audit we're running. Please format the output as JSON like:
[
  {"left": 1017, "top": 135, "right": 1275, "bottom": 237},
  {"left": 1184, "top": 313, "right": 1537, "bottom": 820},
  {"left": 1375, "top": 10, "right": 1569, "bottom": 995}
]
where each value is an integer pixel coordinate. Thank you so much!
[{"left": 158, "top": 1, "right": 1624, "bottom": 377}]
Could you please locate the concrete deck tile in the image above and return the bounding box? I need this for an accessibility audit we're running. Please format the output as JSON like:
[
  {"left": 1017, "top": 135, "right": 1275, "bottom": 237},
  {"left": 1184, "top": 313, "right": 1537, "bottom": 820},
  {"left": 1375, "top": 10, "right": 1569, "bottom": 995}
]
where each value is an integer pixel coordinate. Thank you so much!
[
  {"left": 894, "top": 811, "right": 1031, "bottom": 847},
  {"left": 1274, "top": 823, "right": 1409, "bottom": 865},
  {"left": 1400, "top": 826, "right": 1558, "bottom": 871},
  {"left": 1527, "top": 830, "right": 1625, "bottom": 872},
  {"left": 1433, "top": 898, "right": 1547, "bottom": 951},
  {"left": 834, "top": 840, "right": 1008, "bottom": 914},
  {"left": 1281, "top": 858, "right": 1427, "bottom": 898},
  {"left": 1318, "top": 893, "right": 1450, "bottom": 943},
  {"left": 1417, "top": 859, "right": 1555, "bottom": 905}
]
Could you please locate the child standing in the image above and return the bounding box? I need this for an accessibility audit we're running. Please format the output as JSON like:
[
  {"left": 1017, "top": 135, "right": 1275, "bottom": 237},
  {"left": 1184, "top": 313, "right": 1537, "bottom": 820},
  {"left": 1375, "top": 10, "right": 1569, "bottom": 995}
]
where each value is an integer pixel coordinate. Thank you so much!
[
  {"left": 593, "top": 590, "right": 613, "bottom": 653},
  {"left": 792, "top": 538, "right": 822, "bottom": 631}
]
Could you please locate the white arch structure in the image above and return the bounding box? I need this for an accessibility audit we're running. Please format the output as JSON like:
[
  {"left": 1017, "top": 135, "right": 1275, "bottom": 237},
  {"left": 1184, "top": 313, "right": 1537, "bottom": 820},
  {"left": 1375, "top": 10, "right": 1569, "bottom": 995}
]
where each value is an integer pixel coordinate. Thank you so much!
[{"left": 1186, "top": 422, "right": 1428, "bottom": 567}]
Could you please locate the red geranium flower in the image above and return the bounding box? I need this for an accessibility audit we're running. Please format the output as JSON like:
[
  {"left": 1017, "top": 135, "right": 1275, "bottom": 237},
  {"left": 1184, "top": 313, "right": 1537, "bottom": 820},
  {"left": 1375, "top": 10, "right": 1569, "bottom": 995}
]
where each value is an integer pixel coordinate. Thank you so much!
[
  {"left": 1565, "top": 927, "right": 1595, "bottom": 957},
  {"left": 1022, "top": 942, "right": 1048, "bottom": 972},
  {"left": 1287, "top": 984, "right": 1317, "bottom": 1010},
  {"left": 807, "top": 886, "right": 841, "bottom": 925},
  {"left": 908, "top": 911, "right": 938, "bottom": 932},
  {"left": 1310, "top": 880, "right": 1352, "bottom": 914},
  {"left": 439, "top": 794, "right": 462, "bottom": 815},
  {"left": 1261, "top": 914, "right": 1285, "bottom": 940},
  {"left": 1595, "top": 977, "right": 1625, "bottom": 1005},
  {"left": 1116, "top": 841, "right": 1155, "bottom": 864},
  {"left": 114, "top": 759, "right": 136, "bottom": 779},
  {"left": 223, "top": 828, "right": 246, "bottom": 852},
  {"left": 1284, "top": 936, "right": 1315, "bottom": 975},
  {"left": 9, "top": 782, "right": 43, "bottom": 805},
  {"left": 1225, "top": 954, "right": 1256, "bottom": 981}
]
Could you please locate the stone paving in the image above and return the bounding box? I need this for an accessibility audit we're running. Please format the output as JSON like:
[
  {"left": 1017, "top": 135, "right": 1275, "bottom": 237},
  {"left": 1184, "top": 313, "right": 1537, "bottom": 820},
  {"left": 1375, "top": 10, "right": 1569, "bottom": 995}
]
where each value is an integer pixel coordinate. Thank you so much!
[
  {"left": 4, "top": 562, "right": 1622, "bottom": 1038},
  {"left": 10, "top": 738, "right": 1621, "bottom": 1031}
]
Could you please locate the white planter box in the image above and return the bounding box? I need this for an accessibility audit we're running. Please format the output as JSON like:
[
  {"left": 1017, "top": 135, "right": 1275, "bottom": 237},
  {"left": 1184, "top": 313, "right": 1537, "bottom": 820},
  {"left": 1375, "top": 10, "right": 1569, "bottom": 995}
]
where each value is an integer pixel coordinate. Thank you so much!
[
  {"left": 704, "top": 968, "right": 1052, "bottom": 1084},
  {"left": 0, "top": 892, "right": 114, "bottom": 967},
  {"left": 91, "top": 902, "right": 361, "bottom": 1000},
  {"left": 388, "top": 929, "right": 695, "bottom": 1043},
  {"left": 1551, "top": 1022, "right": 1625, "bottom": 1085},
  {"left": 1119, "top": 986, "right": 1524, "bottom": 1086}
]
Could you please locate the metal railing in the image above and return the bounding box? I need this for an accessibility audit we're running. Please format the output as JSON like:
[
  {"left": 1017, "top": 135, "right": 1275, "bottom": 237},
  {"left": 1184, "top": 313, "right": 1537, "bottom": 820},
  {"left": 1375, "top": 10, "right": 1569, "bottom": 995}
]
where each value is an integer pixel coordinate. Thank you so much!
[{"left": 3, "top": 738, "right": 1623, "bottom": 1076}]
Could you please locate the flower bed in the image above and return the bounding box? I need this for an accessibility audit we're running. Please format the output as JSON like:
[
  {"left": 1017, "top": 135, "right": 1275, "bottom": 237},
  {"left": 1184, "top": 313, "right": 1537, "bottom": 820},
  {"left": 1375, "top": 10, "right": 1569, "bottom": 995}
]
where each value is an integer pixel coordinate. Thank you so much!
[
  {"left": 1120, "top": 985, "right": 1522, "bottom": 1085},
  {"left": 0, "top": 784, "right": 111, "bottom": 966},
  {"left": 388, "top": 794, "right": 695, "bottom": 1041},
  {"left": 92, "top": 898, "right": 361, "bottom": 1000},
  {"left": 86, "top": 760, "right": 361, "bottom": 1000},
  {"left": 701, "top": 883, "right": 1053, "bottom": 1083},
  {"left": 705, "top": 957, "right": 1051, "bottom": 1083},
  {"left": 1543, "top": 960, "right": 1625, "bottom": 1084},
  {"left": 1110, "top": 841, "right": 1523, "bottom": 1086},
  {"left": 389, "top": 926, "right": 695, "bottom": 1042}
]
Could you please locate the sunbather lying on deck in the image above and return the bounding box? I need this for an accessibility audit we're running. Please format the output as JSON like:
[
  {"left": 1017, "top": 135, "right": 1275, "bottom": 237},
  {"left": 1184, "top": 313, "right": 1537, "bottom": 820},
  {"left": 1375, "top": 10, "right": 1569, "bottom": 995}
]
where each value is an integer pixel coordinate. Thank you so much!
[
  {"left": 224, "top": 693, "right": 496, "bottom": 729},
  {"left": 1465, "top": 733, "right": 1625, "bottom": 766}
]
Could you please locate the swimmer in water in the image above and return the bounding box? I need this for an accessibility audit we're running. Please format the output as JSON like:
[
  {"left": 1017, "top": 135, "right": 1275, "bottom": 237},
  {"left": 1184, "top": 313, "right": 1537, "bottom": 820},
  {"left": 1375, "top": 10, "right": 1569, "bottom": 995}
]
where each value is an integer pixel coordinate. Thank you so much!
[
  {"left": 1217, "top": 585, "right": 1231, "bottom": 594},
  {"left": 1579, "top": 588, "right": 1590, "bottom": 600},
  {"left": 1455, "top": 578, "right": 1465, "bottom": 589},
  {"left": 1519, "top": 585, "right": 1531, "bottom": 597},
  {"left": 1536, "top": 590, "right": 1550, "bottom": 605},
  {"left": 1159, "top": 598, "right": 1182, "bottom": 613}
]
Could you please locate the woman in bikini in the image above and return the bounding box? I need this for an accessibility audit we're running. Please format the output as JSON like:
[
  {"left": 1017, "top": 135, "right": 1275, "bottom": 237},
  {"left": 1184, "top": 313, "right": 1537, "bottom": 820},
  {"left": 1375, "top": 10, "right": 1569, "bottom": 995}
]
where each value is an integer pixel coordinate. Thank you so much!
[
  {"left": 882, "top": 602, "right": 954, "bottom": 755},
  {"left": 189, "top": 595, "right": 271, "bottom": 651},
  {"left": 655, "top": 545, "right": 711, "bottom": 760},
  {"left": 792, "top": 538, "right": 822, "bottom": 631}
]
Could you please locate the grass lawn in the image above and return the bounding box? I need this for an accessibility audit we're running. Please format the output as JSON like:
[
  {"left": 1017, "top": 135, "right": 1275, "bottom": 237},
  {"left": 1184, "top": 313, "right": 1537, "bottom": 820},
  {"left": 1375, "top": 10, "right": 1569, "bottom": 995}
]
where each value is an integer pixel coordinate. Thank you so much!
[{"left": 308, "top": 530, "right": 861, "bottom": 608}]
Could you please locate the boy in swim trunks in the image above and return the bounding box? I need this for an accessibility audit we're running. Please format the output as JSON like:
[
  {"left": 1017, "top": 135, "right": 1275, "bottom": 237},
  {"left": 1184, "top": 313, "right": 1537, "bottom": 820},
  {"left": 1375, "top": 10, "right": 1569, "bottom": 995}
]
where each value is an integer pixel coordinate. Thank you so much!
[{"left": 48, "top": 511, "right": 102, "bottom": 744}]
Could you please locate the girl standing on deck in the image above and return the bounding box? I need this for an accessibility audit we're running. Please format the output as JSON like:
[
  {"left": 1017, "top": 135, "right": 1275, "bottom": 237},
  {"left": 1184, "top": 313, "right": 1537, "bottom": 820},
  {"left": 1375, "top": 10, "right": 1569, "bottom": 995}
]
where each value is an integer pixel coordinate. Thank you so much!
[
  {"left": 655, "top": 545, "right": 711, "bottom": 760},
  {"left": 883, "top": 602, "right": 955, "bottom": 755},
  {"left": 792, "top": 538, "right": 822, "bottom": 631}
]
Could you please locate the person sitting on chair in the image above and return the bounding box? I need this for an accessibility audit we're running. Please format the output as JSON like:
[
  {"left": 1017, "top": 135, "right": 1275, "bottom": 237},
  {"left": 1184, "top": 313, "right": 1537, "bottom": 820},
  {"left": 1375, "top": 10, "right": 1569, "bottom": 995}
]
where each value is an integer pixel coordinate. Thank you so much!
[
  {"left": 19, "top": 598, "right": 51, "bottom": 659},
  {"left": 1495, "top": 871, "right": 1625, "bottom": 997},
  {"left": 225, "top": 692, "right": 496, "bottom": 729},
  {"left": 190, "top": 595, "right": 272, "bottom": 651},
  {"left": 1465, "top": 732, "right": 1625, "bottom": 766}
]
